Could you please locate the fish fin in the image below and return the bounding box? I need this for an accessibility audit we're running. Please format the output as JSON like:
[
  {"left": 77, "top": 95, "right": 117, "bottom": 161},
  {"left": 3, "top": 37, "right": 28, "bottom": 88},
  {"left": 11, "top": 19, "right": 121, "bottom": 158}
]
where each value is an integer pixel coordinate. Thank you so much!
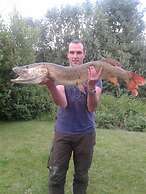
[
  {"left": 107, "top": 76, "right": 119, "bottom": 86},
  {"left": 127, "top": 72, "right": 145, "bottom": 96},
  {"left": 101, "top": 58, "right": 123, "bottom": 67},
  {"left": 78, "top": 84, "right": 86, "bottom": 93},
  {"left": 131, "top": 89, "right": 138, "bottom": 96}
]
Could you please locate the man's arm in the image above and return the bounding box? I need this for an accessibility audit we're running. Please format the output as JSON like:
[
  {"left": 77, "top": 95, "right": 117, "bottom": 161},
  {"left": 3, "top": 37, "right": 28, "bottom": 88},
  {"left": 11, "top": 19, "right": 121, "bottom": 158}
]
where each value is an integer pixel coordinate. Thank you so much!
[
  {"left": 87, "top": 66, "right": 102, "bottom": 112},
  {"left": 41, "top": 79, "right": 67, "bottom": 108},
  {"left": 87, "top": 86, "right": 102, "bottom": 112}
]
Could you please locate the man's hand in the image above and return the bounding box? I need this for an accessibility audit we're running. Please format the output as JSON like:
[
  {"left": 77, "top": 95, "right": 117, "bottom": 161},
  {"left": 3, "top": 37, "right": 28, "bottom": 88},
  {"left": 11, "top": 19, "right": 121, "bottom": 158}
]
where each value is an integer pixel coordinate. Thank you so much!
[
  {"left": 40, "top": 78, "right": 67, "bottom": 107},
  {"left": 87, "top": 66, "right": 102, "bottom": 89}
]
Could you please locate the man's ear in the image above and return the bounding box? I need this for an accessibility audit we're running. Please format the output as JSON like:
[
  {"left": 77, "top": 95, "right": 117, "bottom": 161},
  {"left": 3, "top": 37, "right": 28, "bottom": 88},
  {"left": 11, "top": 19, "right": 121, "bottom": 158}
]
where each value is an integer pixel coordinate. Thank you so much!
[
  {"left": 83, "top": 50, "right": 86, "bottom": 59},
  {"left": 84, "top": 50, "right": 86, "bottom": 57}
]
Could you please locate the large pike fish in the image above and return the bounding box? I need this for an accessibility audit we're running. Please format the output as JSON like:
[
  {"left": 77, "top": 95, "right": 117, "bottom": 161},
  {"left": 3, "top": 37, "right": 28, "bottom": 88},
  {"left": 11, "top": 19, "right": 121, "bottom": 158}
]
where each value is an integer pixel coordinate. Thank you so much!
[{"left": 11, "top": 58, "right": 146, "bottom": 96}]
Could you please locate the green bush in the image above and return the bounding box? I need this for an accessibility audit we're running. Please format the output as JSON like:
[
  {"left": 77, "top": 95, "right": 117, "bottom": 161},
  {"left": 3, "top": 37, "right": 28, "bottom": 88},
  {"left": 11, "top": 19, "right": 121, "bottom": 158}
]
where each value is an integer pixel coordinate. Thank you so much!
[
  {"left": 1, "top": 86, "right": 146, "bottom": 131},
  {"left": 96, "top": 94, "right": 146, "bottom": 131},
  {"left": 0, "top": 85, "right": 56, "bottom": 121},
  {"left": 124, "top": 114, "right": 146, "bottom": 132}
]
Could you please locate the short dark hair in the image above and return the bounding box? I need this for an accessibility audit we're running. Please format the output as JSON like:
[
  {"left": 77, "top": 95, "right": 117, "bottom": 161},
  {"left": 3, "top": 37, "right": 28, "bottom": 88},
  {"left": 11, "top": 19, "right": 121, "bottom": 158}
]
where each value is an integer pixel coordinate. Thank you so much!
[
  {"left": 69, "top": 39, "right": 86, "bottom": 51},
  {"left": 70, "top": 39, "right": 83, "bottom": 44}
]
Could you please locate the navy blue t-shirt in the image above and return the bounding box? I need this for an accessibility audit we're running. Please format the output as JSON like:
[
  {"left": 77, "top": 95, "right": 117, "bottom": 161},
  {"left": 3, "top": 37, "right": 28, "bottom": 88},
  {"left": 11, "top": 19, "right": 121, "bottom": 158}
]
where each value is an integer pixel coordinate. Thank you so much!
[{"left": 55, "top": 80, "right": 102, "bottom": 134}]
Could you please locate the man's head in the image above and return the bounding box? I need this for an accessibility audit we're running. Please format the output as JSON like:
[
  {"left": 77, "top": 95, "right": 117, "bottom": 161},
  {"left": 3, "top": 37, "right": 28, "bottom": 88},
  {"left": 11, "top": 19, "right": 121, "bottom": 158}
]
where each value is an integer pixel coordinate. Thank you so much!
[{"left": 67, "top": 39, "right": 86, "bottom": 66}]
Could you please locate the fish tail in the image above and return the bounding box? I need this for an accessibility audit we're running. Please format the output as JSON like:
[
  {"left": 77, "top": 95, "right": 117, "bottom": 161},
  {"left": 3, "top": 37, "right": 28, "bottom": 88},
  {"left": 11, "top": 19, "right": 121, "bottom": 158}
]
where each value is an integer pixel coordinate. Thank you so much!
[{"left": 127, "top": 72, "right": 146, "bottom": 96}]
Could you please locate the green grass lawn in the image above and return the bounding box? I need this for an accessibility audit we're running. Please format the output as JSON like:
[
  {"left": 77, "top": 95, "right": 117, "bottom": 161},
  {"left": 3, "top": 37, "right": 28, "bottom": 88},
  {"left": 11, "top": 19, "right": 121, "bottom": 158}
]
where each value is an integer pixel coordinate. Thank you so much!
[{"left": 0, "top": 121, "right": 146, "bottom": 194}]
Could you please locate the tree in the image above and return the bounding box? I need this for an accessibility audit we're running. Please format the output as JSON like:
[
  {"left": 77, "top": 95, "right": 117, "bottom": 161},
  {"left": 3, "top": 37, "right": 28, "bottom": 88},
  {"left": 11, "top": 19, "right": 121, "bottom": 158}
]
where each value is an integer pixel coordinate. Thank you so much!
[
  {"left": 101, "top": 0, "right": 145, "bottom": 69},
  {"left": 36, "top": 5, "right": 83, "bottom": 65},
  {"left": 9, "top": 12, "right": 39, "bottom": 65},
  {"left": 0, "top": 12, "right": 51, "bottom": 120}
]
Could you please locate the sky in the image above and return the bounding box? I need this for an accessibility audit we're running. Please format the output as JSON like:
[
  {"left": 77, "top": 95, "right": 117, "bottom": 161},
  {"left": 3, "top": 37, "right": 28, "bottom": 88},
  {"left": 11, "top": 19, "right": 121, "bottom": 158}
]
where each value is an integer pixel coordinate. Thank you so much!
[
  {"left": 0, "top": 0, "right": 146, "bottom": 21},
  {"left": 0, "top": 0, "right": 86, "bottom": 19}
]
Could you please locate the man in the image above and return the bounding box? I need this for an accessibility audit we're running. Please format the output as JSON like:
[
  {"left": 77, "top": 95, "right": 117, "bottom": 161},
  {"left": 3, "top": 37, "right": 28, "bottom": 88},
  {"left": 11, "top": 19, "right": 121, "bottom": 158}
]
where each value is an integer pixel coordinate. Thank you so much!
[{"left": 42, "top": 40, "right": 102, "bottom": 194}]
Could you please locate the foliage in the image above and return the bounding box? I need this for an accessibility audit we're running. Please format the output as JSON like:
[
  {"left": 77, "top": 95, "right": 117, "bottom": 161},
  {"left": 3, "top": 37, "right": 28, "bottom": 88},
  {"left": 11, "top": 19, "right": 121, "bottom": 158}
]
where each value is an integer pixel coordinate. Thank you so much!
[
  {"left": 0, "top": 85, "right": 55, "bottom": 120},
  {"left": 0, "top": 29, "right": 16, "bottom": 83},
  {"left": 36, "top": 5, "right": 83, "bottom": 64},
  {"left": 96, "top": 94, "right": 146, "bottom": 131},
  {"left": 100, "top": 0, "right": 145, "bottom": 66},
  {"left": 0, "top": 12, "right": 50, "bottom": 121},
  {"left": 9, "top": 12, "right": 39, "bottom": 65}
]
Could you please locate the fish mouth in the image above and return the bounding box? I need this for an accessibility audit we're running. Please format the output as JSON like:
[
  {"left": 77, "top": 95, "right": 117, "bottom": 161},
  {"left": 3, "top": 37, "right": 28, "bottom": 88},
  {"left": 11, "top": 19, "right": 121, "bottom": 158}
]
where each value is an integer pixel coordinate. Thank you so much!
[
  {"left": 10, "top": 70, "right": 34, "bottom": 83},
  {"left": 11, "top": 75, "right": 43, "bottom": 84},
  {"left": 11, "top": 70, "right": 43, "bottom": 83},
  {"left": 10, "top": 70, "right": 19, "bottom": 80},
  {"left": 11, "top": 77, "right": 36, "bottom": 83},
  {"left": 11, "top": 66, "right": 41, "bottom": 83}
]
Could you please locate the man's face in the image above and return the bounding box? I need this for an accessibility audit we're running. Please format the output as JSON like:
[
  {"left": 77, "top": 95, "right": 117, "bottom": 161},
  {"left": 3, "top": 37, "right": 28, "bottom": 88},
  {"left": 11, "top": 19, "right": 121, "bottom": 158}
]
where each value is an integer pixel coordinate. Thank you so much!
[{"left": 67, "top": 43, "right": 85, "bottom": 66}]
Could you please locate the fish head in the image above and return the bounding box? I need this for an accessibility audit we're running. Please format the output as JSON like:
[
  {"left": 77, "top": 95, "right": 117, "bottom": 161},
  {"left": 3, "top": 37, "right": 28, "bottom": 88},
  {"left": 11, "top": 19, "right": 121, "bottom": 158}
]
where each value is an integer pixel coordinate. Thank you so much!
[{"left": 11, "top": 63, "right": 49, "bottom": 84}]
